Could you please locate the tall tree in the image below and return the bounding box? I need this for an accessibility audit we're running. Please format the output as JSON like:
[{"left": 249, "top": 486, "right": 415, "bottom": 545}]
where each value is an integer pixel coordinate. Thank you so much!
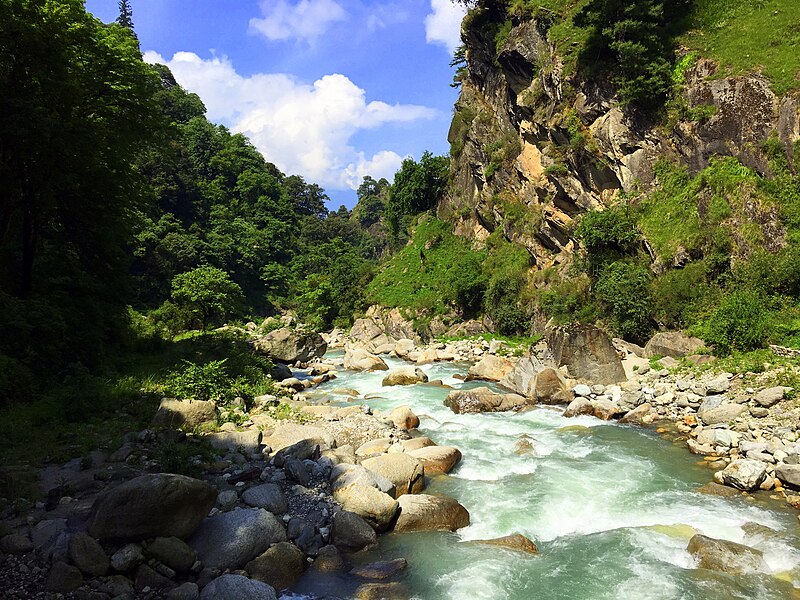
[{"left": 117, "top": 0, "right": 134, "bottom": 32}]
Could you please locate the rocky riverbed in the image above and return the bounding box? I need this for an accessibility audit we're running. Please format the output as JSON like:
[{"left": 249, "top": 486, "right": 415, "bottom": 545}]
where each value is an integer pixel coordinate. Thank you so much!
[{"left": 4, "top": 321, "right": 800, "bottom": 599}]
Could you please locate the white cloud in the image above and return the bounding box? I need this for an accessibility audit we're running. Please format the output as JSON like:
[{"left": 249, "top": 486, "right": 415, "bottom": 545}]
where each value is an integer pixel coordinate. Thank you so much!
[
  {"left": 249, "top": 0, "right": 346, "bottom": 43},
  {"left": 144, "top": 51, "right": 435, "bottom": 190},
  {"left": 425, "top": 0, "right": 467, "bottom": 53}
]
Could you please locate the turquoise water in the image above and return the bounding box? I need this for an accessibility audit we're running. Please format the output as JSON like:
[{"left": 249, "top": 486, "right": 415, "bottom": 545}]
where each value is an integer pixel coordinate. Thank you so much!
[{"left": 291, "top": 356, "right": 800, "bottom": 599}]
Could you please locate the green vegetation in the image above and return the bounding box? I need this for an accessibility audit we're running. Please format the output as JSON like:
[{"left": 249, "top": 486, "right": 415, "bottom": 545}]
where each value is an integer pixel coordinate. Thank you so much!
[
  {"left": 685, "top": 0, "right": 800, "bottom": 95},
  {"left": 367, "top": 218, "right": 488, "bottom": 318}
]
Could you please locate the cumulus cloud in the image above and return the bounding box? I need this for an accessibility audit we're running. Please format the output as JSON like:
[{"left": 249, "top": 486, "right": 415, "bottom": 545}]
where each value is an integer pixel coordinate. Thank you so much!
[
  {"left": 425, "top": 0, "right": 467, "bottom": 53},
  {"left": 144, "top": 51, "right": 435, "bottom": 190},
  {"left": 249, "top": 0, "right": 346, "bottom": 43}
]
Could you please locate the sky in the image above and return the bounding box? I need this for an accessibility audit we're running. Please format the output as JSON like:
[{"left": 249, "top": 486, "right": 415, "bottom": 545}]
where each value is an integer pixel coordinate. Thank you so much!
[{"left": 84, "top": 0, "right": 468, "bottom": 208}]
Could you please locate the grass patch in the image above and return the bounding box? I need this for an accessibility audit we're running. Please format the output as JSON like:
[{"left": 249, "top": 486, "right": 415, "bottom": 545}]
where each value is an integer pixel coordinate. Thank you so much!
[{"left": 684, "top": 0, "right": 800, "bottom": 95}]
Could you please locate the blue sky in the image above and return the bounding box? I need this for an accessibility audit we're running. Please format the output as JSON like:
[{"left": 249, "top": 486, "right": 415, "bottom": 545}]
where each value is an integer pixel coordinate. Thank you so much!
[{"left": 85, "top": 0, "right": 467, "bottom": 207}]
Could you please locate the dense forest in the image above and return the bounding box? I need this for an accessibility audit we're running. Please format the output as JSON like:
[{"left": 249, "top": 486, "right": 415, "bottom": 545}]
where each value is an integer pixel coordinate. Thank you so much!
[{"left": 0, "top": 0, "right": 453, "bottom": 411}]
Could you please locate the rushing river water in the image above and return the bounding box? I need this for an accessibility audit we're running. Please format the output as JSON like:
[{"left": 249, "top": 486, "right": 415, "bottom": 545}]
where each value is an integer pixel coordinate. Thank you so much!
[{"left": 288, "top": 354, "right": 800, "bottom": 599}]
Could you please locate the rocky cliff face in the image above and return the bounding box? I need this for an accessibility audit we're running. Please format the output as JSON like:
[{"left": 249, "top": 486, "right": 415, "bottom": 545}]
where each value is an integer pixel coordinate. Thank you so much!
[{"left": 441, "top": 11, "right": 800, "bottom": 270}]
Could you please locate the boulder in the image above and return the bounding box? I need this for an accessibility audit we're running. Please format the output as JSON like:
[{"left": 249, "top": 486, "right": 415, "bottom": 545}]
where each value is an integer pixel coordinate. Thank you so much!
[
  {"left": 775, "top": 463, "right": 800, "bottom": 488},
  {"left": 697, "top": 397, "right": 745, "bottom": 425},
  {"left": 344, "top": 348, "right": 389, "bottom": 371},
  {"left": 152, "top": 398, "right": 216, "bottom": 430},
  {"left": 361, "top": 454, "right": 425, "bottom": 497},
  {"left": 331, "top": 484, "right": 399, "bottom": 532},
  {"left": 355, "top": 438, "right": 393, "bottom": 458},
  {"left": 311, "top": 545, "right": 346, "bottom": 572},
  {"left": 563, "top": 398, "right": 594, "bottom": 418},
  {"left": 331, "top": 510, "right": 378, "bottom": 552},
  {"left": 620, "top": 403, "right": 657, "bottom": 425},
  {"left": 263, "top": 423, "right": 335, "bottom": 453},
  {"left": 383, "top": 367, "right": 428, "bottom": 386},
  {"left": 252, "top": 328, "right": 327, "bottom": 364},
  {"left": 720, "top": 459, "right": 768, "bottom": 491},
  {"left": 46, "top": 562, "right": 83, "bottom": 593},
  {"left": 88, "top": 474, "right": 216, "bottom": 542},
  {"left": 389, "top": 405, "right": 420, "bottom": 430},
  {"left": 467, "top": 355, "right": 515, "bottom": 382},
  {"left": 444, "top": 387, "right": 527, "bottom": 414},
  {"left": 394, "top": 339, "right": 416, "bottom": 358},
  {"left": 350, "top": 558, "right": 408, "bottom": 580},
  {"left": 534, "top": 368, "right": 572, "bottom": 405},
  {"left": 245, "top": 542, "right": 305, "bottom": 591},
  {"left": 200, "top": 574, "right": 277, "bottom": 600},
  {"left": 110, "top": 543, "right": 145, "bottom": 572},
  {"left": 591, "top": 399, "right": 624, "bottom": 421},
  {"left": 756, "top": 387, "right": 790, "bottom": 408},
  {"left": 401, "top": 437, "right": 436, "bottom": 451},
  {"left": 474, "top": 533, "right": 538, "bottom": 555},
  {"left": 499, "top": 356, "right": 546, "bottom": 397},
  {"left": 68, "top": 532, "right": 109, "bottom": 577},
  {"left": 0, "top": 533, "right": 33, "bottom": 554},
  {"left": 241, "top": 484, "right": 288, "bottom": 514},
  {"left": 188, "top": 508, "right": 287, "bottom": 571},
  {"left": 206, "top": 430, "right": 263, "bottom": 454},
  {"left": 407, "top": 446, "right": 462, "bottom": 475},
  {"left": 644, "top": 332, "right": 705, "bottom": 358},
  {"left": 547, "top": 325, "right": 626, "bottom": 384},
  {"left": 393, "top": 494, "right": 469, "bottom": 532},
  {"left": 135, "top": 564, "right": 173, "bottom": 590},
  {"left": 687, "top": 534, "right": 766, "bottom": 574},
  {"left": 147, "top": 537, "right": 197, "bottom": 574},
  {"left": 355, "top": 582, "right": 410, "bottom": 600},
  {"left": 167, "top": 582, "right": 200, "bottom": 600}
]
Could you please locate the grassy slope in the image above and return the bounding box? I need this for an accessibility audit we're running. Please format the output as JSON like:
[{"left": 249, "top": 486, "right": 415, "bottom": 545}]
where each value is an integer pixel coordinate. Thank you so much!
[{"left": 684, "top": 0, "right": 800, "bottom": 94}]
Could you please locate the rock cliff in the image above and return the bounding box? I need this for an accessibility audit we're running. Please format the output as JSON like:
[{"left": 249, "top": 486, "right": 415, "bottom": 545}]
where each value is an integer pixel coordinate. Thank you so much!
[{"left": 441, "top": 7, "right": 800, "bottom": 271}]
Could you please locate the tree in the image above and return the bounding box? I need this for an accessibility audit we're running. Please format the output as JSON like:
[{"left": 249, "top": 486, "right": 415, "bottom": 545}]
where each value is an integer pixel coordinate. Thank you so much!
[
  {"left": 171, "top": 265, "right": 243, "bottom": 330},
  {"left": 117, "top": 0, "right": 134, "bottom": 32},
  {"left": 386, "top": 152, "right": 449, "bottom": 239},
  {"left": 574, "top": 0, "right": 692, "bottom": 107}
]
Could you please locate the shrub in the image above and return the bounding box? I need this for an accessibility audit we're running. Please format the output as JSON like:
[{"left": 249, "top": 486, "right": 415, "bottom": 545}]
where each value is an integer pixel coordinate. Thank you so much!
[
  {"left": 171, "top": 265, "right": 244, "bottom": 330},
  {"left": 575, "top": 207, "right": 641, "bottom": 272},
  {"left": 595, "top": 262, "right": 653, "bottom": 343},
  {"left": 702, "top": 290, "right": 771, "bottom": 355},
  {"left": 163, "top": 359, "right": 232, "bottom": 403},
  {"left": 491, "top": 302, "right": 530, "bottom": 336}
]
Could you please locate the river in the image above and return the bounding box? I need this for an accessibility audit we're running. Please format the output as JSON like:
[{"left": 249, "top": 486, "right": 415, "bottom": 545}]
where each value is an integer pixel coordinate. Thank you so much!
[{"left": 288, "top": 354, "right": 800, "bottom": 599}]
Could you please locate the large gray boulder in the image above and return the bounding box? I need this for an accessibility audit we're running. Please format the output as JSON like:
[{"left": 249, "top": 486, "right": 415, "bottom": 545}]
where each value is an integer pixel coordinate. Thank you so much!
[
  {"left": 262, "top": 423, "right": 335, "bottom": 453},
  {"left": 206, "top": 430, "right": 262, "bottom": 454},
  {"left": 245, "top": 542, "right": 305, "bottom": 591},
  {"left": 697, "top": 396, "right": 746, "bottom": 425},
  {"left": 687, "top": 534, "right": 767, "bottom": 574},
  {"left": 382, "top": 367, "right": 428, "bottom": 386},
  {"left": 720, "top": 459, "right": 768, "bottom": 491},
  {"left": 200, "top": 574, "right": 277, "bottom": 600},
  {"left": 467, "top": 355, "right": 515, "bottom": 382},
  {"left": 253, "top": 327, "right": 327, "bottom": 364},
  {"left": 547, "top": 325, "right": 626, "bottom": 384},
  {"left": 499, "top": 356, "right": 546, "bottom": 397},
  {"left": 189, "top": 508, "right": 286, "bottom": 571},
  {"left": 331, "top": 510, "right": 377, "bottom": 552},
  {"left": 88, "top": 474, "right": 216, "bottom": 542},
  {"left": 330, "top": 463, "right": 399, "bottom": 531},
  {"left": 361, "top": 454, "right": 425, "bottom": 498},
  {"left": 444, "top": 387, "right": 528, "bottom": 414},
  {"left": 68, "top": 532, "right": 109, "bottom": 577},
  {"left": 393, "top": 494, "right": 470, "bottom": 532},
  {"left": 343, "top": 348, "right": 389, "bottom": 371},
  {"left": 241, "top": 484, "right": 288, "bottom": 514},
  {"left": 644, "top": 332, "right": 705, "bottom": 358},
  {"left": 534, "top": 368, "right": 572, "bottom": 405},
  {"left": 775, "top": 463, "right": 800, "bottom": 488},
  {"left": 408, "top": 446, "right": 462, "bottom": 475},
  {"left": 152, "top": 398, "right": 216, "bottom": 430}
]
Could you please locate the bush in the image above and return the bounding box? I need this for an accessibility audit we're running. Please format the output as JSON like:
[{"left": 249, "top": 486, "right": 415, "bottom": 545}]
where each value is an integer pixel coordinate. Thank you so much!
[
  {"left": 171, "top": 265, "right": 244, "bottom": 330},
  {"left": 595, "top": 262, "right": 653, "bottom": 343},
  {"left": 163, "top": 359, "right": 232, "bottom": 403},
  {"left": 491, "top": 302, "right": 530, "bottom": 336},
  {"left": 575, "top": 207, "right": 641, "bottom": 272},
  {"left": 702, "top": 290, "right": 771, "bottom": 355}
]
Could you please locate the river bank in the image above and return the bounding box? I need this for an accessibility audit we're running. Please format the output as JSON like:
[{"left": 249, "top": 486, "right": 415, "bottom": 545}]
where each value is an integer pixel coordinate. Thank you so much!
[{"left": 4, "top": 321, "right": 800, "bottom": 599}]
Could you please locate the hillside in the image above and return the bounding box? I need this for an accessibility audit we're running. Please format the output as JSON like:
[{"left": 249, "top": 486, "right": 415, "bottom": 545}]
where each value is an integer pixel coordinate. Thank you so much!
[{"left": 400, "top": 0, "right": 800, "bottom": 349}]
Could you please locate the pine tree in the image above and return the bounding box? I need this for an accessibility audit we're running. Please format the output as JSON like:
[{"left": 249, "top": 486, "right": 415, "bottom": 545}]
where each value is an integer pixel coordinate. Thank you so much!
[{"left": 117, "top": 0, "right": 134, "bottom": 32}]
